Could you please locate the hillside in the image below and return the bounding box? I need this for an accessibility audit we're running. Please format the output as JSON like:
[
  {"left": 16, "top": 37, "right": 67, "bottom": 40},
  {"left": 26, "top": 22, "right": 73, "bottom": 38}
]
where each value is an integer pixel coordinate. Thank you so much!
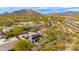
[
  {"left": 49, "top": 11, "right": 79, "bottom": 15},
  {"left": 0, "top": 9, "right": 42, "bottom": 16}
]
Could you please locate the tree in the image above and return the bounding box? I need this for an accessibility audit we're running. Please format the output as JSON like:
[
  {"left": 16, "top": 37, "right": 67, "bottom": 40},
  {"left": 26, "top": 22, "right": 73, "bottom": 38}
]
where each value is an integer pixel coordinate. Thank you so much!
[
  {"left": 4, "top": 26, "right": 24, "bottom": 39},
  {"left": 39, "top": 37, "right": 49, "bottom": 43},
  {"left": 4, "top": 33, "right": 13, "bottom": 39},
  {"left": 43, "top": 28, "right": 58, "bottom": 41},
  {"left": 12, "top": 26, "right": 24, "bottom": 36},
  {"left": 73, "top": 40, "right": 79, "bottom": 51},
  {"left": 54, "top": 40, "right": 65, "bottom": 50},
  {"left": 40, "top": 40, "right": 65, "bottom": 51},
  {"left": 40, "top": 42, "right": 57, "bottom": 51},
  {"left": 13, "top": 40, "right": 33, "bottom": 51}
]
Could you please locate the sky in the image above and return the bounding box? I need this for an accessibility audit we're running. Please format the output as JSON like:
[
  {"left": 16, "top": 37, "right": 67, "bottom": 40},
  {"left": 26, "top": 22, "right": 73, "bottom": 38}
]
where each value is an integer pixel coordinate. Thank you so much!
[
  {"left": 0, "top": 7, "right": 79, "bottom": 14},
  {"left": 0, "top": 0, "right": 79, "bottom": 7}
]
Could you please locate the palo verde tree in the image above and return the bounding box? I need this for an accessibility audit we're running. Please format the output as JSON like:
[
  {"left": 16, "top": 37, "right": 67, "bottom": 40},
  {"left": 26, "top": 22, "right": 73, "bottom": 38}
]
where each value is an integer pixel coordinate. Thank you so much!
[{"left": 13, "top": 39, "right": 33, "bottom": 51}]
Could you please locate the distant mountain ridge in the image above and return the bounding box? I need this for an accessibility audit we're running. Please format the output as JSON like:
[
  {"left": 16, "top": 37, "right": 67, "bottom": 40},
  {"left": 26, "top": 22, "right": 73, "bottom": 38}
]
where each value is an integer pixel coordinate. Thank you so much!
[
  {"left": 49, "top": 11, "right": 79, "bottom": 15},
  {"left": 1, "top": 9, "right": 79, "bottom": 16},
  {"left": 0, "top": 9, "right": 42, "bottom": 16},
  {"left": 58, "top": 11, "right": 79, "bottom": 14}
]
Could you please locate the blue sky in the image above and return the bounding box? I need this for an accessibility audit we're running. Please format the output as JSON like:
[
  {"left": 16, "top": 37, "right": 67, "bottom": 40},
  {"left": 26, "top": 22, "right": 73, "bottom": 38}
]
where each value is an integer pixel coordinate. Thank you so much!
[{"left": 0, "top": 7, "right": 79, "bottom": 14}]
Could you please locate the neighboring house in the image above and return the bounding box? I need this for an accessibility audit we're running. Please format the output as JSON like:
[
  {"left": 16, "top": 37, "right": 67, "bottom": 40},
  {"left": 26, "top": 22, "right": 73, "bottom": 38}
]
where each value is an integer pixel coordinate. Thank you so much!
[
  {"left": 31, "top": 33, "right": 41, "bottom": 40},
  {"left": 28, "top": 32, "right": 42, "bottom": 43},
  {"left": 33, "top": 42, "right": 42, "bottom": 47},
  {"left": 18, "top": 32, "right": 42, "bottom": 42},
  {"left": 18, "top": 34, "right": 29, "bottom": 40},
  {"left": 2, "top": 27, "right": 12, "bottom": 34},
  {"left": 0, "top": 32, "right": 42, "bottom": 51}
]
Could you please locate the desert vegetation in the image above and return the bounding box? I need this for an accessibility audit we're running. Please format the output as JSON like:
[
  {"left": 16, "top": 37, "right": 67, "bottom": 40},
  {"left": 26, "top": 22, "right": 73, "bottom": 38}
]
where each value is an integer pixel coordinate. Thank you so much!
[{"left": 0, "top": 9, "right": 79, "bottom": 51}]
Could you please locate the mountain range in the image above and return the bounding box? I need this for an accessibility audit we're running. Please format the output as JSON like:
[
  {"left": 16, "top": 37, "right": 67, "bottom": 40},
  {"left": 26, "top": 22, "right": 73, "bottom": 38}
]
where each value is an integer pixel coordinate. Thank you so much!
[
  {"left": 1, "top": 8, "right": 79, "bottom": 16},
  {"left": 0, "top": 9, "right": 41, "bottom": 16}
]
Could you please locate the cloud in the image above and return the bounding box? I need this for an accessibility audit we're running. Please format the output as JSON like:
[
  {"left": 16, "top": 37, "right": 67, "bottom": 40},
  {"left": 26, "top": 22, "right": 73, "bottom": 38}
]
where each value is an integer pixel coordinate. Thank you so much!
[{"left": 63, "top": 7, "right": 79, "bottom": 11}]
